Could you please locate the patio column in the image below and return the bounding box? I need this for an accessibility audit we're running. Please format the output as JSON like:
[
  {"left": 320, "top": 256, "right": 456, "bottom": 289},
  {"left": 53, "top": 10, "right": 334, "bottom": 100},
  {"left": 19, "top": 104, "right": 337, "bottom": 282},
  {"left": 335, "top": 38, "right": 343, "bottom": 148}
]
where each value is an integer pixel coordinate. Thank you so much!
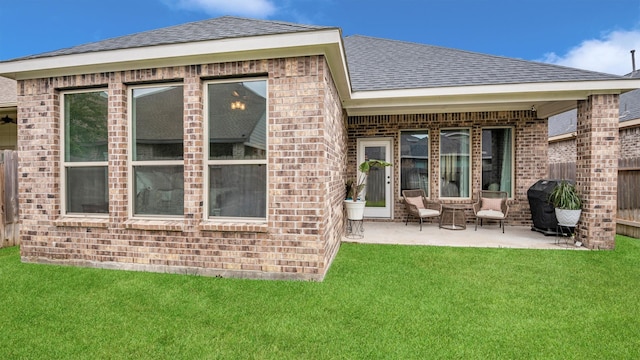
[{"left": 575, "top": 94, "right": 619, "bottom": 249}]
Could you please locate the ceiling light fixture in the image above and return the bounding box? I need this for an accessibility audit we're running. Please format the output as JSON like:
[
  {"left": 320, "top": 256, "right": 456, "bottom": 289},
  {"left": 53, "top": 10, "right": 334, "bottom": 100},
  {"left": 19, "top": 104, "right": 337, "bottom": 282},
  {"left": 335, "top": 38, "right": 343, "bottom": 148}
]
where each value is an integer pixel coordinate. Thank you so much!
[{"left": 231, "top": 101, "right": 246, "bottom": 110}]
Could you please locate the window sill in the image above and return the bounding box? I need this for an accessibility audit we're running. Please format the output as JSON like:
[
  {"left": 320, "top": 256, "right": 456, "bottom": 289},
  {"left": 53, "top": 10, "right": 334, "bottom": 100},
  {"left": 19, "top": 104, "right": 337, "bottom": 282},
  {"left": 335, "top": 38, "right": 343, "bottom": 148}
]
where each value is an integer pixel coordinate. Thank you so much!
[
  {"left": 55, "top": 217, "right": 109, "bottom": 228},
  {"left": 123, "top": 219, "right": 185, "bottom": 232},
  {"left": 199, "top": 220, "right": 268, "bottom": 233}
]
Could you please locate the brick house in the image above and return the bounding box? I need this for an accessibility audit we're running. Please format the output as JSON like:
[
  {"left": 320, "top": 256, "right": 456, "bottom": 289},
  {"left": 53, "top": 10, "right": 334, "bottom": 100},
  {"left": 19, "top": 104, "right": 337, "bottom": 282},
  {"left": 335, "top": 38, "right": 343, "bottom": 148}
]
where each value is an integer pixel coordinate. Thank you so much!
[{"left": 1, "top": 17, "right": 639, "bottom": 280}]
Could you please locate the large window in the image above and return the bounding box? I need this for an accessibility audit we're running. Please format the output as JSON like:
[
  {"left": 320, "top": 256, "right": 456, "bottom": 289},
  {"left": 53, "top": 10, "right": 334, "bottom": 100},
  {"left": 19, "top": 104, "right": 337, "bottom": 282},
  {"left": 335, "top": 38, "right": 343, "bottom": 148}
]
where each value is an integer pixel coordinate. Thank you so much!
[
  {"left": 206, "top": 79, "right": 267, "bottom": 219},
  {"left": 400, "top": 131, "right": 429, "bottom": 195},
  {"left": 482, "top": 128, "right": 513, "bottom": 197},
  {"left": 131, "top": 85, "right": 184, "bottom": 216},
  {"left": 62, "top": 90, "right": 109, "bottom": 215},
  {"left": 440, "top": 129, "right": 470, "bottom": 198}
]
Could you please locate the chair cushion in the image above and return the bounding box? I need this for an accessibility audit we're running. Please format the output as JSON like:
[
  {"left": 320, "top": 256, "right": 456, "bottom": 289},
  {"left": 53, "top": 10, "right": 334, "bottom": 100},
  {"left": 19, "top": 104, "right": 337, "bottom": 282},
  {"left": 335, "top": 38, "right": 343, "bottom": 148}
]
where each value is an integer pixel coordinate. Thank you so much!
[
  {"left": 477, "top": 209, "right": 505, "bottom": 219},
  {"left": 419, "top": 208, "right": 440, "bottom": 217},
  {"left": 480, "top": 197, "right": 502, "bottom": 211},
  {"left": 405, "top": 196, "right": 425, "bottom": 209}
]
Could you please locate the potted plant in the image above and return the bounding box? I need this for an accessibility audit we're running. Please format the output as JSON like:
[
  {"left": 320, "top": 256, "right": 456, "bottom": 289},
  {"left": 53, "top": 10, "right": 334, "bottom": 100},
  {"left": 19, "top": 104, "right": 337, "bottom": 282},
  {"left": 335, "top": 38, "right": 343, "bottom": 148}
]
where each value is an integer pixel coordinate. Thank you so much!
[
  {"left": 344, "top": 159, "right": 392, "bottom": 220},
  {"left": 548, "top": 180, "right": 582, "bottom": 227}
]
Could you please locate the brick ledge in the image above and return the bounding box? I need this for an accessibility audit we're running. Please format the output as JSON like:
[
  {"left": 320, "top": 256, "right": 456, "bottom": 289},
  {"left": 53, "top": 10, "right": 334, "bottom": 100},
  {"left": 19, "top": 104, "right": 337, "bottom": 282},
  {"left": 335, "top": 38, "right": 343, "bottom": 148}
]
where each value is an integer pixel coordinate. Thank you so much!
[
  {"left": 123, "top": 219, "right": 185, "bottom": 232},
  {"left": 199, "top": 220, "right": 268, "bottom": 233},
  {"left": 55, "top": 217, "right": 109, "bottom": 228}
]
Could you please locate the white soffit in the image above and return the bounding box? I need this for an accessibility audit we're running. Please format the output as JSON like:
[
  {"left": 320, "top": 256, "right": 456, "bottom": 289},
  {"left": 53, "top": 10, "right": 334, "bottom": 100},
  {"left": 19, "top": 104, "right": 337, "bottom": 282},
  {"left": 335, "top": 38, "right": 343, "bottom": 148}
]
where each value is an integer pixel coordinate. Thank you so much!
[{"left": 344, "top": 79, "right": 640, "bottom": 117}]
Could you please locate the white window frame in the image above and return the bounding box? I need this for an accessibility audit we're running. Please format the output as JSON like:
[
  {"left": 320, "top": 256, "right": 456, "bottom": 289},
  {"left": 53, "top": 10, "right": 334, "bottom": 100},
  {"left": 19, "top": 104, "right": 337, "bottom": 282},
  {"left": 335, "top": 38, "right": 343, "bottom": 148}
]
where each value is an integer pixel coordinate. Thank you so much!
[
  {"left": 439, "top": 127, "right": 472, "bottom": 199},
  {"left": 128, "top": 83, "right": 185, "bottom": 219},
  {"left": 481, "top": 126, "right": 515, "bottom": 198},
  {"left": 203, "top": 77, "right": 268, "bottom": 222},
  {"left": 60, "top": 88, "right": 109, "bottom": 217}
]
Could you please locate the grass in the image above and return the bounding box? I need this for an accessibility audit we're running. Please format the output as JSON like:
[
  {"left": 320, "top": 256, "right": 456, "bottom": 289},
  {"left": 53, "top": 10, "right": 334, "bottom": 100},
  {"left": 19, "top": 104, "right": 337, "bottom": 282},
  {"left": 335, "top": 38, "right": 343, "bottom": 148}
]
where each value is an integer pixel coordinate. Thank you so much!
[{"left": 1, "top": 236, "right": 640, "bottom": 359}]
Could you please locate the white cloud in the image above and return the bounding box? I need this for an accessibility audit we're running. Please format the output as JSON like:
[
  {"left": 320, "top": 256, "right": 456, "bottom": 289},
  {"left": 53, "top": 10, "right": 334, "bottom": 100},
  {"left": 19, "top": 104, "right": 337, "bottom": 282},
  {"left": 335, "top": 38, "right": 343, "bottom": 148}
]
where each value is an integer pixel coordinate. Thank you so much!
[
  {"left": 166, "top": 0, "right": 277, "bottom": 18},
  {"left": 541, "top": 30, "right": 640, "bottom": 75}
]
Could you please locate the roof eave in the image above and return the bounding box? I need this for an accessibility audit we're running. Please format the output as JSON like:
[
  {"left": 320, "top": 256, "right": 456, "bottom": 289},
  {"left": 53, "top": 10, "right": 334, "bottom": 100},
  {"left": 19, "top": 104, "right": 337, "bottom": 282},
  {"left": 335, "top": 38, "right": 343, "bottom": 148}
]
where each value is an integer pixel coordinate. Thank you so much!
[
  {"left": 344, "top": 79, "right": 640, "bottom": 118},
  {"left": 0, "top": 28, "right": 352, "bottom": 101},
  {"left": 0, "top": 101, "right": 17, "bottom": 109}
]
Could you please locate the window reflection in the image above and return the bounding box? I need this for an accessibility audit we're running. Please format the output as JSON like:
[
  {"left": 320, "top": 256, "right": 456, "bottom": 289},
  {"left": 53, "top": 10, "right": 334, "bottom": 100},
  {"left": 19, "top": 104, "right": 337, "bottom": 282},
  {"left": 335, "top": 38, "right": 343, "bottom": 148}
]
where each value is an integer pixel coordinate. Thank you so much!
[
  {"left": 440, "top": 129, "right": 470, "bottom": 198},
  {"left": 132, "top": 86, "right": 184, "bottom": 161},
  {"left": 207, "top": 80, "right": 267, "bottom": 219}
]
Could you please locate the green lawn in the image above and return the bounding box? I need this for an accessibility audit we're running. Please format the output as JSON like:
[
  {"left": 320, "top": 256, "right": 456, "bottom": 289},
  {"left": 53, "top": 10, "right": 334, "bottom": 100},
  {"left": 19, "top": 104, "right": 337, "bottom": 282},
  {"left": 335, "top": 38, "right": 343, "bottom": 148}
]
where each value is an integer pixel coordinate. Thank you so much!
[{"left": 1, "top": 236, "right": 640, "bottom": 359}]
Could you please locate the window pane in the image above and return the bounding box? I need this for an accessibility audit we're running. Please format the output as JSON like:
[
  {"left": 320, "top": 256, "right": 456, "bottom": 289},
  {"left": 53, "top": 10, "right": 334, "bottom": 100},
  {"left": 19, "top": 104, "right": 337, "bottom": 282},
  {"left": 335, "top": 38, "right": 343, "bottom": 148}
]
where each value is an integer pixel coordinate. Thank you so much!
[
  {"left": 440, "top": 129, "right": 470, "bottom": 198},
  {"left": 209, "top": 164, "right": 266, "bottom": 218},
  {"left": 363, "top": 146, "right": 387, "bottom": 207},
  {"left": 482, "top": 128, "right": 513, "bottom": 196},
  {"left": 64, "top": 91, "right": 108, "bottom": 162},
  {"left": 208, "top": 81, "right": 266, "bottom": 160},
  {"left": 133, "top": 86, "right": 184, "bottom": 161},
  {"left": 66, "top": 166, "right": 108, "bottom": 213},
  {"left": 400, "top": 131, "right": 429, "bottom": 194},
  {"left": 134, "top": 165, "right": 184, "bottom": 216}
]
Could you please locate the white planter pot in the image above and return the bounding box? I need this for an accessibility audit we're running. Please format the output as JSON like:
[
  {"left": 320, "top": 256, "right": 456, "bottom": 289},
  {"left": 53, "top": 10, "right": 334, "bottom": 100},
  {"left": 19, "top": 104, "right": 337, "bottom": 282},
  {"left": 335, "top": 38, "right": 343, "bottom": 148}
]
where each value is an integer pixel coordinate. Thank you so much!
[
  {"left": 555, "top": 208, "right": 582, "bottom": 227},
  {"left": 344, "top": 200, "right": 366, "bottom": 220}
]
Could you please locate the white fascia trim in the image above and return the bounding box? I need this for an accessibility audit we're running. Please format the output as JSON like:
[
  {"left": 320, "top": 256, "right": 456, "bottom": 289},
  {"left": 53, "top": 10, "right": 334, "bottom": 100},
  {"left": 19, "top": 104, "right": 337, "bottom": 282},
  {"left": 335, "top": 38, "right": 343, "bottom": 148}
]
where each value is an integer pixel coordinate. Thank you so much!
[
  {"left": 346, "top": 102, "right": 538, "bottom": 116},
  {"left": 349, "top": 79, "right": 640, "bottom": 101},
  {"left": 0, "top": 102, "right": 17, "bottom": 108},
  {"left": 0, "top": 29, "right": 347, "bottom": 79},
  {"left": 549, "top": 133, "right": 576, "bottom": 143},
  {"left": 620, "top": 118, "right": 640, "bottom": 129},
  {"left": 344, "top": 80, "right": 640, "bottom": 116}
]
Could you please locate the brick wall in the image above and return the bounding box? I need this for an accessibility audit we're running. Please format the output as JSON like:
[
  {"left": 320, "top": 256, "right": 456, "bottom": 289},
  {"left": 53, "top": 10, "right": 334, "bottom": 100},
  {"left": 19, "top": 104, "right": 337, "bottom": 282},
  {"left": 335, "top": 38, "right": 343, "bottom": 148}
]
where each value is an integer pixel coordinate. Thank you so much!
[
  {"left": 320, "top": 66, "right": 347, "bottom": 272},
  {"left": 548, "top": 139, "right": 576, "bottom": 163},
  {"left": 575, "top": 95, "right": 619, "bottom": 249},
  {"left": 17, "top": 56, "right": 346, "bottom": 281},
  {"left": 620, "top": 125, "right": 640, "bottom": 159},
  {"left": 347, "top": 111, "right": 546, "bottom": 226}
]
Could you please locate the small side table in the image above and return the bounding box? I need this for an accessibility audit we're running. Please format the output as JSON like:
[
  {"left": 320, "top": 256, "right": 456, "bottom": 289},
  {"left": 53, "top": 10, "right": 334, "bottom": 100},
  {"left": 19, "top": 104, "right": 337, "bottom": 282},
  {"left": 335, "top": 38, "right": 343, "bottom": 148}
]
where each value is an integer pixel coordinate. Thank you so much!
[
  {"left": 439, "top": 204, "right": 467, "bottom": 230},
  {"left": 345, "top": 219, "right": 364, "bottom": 239},
  {"left": 556, "top": 224, "right": 575, "bottom": 245}
]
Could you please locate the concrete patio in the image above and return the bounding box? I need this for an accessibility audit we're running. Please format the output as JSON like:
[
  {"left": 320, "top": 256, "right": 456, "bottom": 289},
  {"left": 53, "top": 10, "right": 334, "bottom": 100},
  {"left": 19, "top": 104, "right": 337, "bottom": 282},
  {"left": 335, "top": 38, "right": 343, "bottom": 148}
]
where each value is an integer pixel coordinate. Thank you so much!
[{"left": 343, "top": 220, "right": 587, "bottom": 250}]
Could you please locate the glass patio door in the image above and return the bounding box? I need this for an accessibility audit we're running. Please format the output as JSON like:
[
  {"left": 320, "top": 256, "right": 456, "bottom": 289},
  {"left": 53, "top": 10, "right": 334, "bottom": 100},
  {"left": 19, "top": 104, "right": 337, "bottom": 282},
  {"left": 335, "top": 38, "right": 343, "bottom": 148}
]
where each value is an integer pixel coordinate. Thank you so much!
[{"left": 358, "top": 138, "right": 393, "bottom": 218}]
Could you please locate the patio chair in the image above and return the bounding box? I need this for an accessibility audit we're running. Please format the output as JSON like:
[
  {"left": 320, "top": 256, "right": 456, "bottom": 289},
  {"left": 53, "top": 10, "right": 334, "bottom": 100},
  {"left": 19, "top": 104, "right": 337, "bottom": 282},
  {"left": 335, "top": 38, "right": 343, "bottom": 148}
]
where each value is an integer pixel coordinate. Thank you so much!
[
  {"left": 473, "top": 190, "right": 509, "bottom": 233},
  {"left": 402, "top": 189, "right": 441, "bottom": 231}
]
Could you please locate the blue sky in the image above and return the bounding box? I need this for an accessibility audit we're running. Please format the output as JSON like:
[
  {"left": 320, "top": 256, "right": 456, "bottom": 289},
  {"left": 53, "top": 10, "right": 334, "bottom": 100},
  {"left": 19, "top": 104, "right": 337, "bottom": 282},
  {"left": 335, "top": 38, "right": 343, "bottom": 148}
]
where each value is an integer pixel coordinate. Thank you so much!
[{"left": 2, "top": 0, "right": 640, "bottom": 75}]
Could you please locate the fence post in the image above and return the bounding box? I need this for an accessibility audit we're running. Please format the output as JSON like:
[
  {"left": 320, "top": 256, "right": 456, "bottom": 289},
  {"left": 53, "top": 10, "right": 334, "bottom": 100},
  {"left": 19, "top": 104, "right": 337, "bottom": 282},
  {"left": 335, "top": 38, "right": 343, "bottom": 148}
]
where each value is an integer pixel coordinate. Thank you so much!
[{"left": 0, "top": 150, "right": 19, "bottom": 248}]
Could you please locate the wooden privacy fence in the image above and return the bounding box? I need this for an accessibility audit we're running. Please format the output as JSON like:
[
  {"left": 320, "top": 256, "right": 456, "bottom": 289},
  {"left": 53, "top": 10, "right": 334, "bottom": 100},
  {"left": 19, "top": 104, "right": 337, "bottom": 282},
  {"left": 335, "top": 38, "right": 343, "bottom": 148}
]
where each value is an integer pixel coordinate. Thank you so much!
[
  {"left": 548, "top": 162, "right": 576, "bottom": 183},
  {"left": 549, "top": 158, "right": 640, "bottom": 238},
  {"left": 0, "top": 150, "right": 18, "bottom": 248},
  {"left": 617, "top": 158, "right": 640, "bottom": 238}
]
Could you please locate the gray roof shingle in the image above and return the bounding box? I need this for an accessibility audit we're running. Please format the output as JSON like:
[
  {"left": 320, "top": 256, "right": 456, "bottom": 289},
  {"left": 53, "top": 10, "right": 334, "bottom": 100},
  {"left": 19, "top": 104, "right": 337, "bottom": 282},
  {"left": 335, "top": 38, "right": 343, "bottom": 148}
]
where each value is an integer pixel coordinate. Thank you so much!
[
  {"left": 8, "top": 16, "right": 333, "bottom": 61},
  {"left": 2, "top": 16, "right": 631, "bottom": 96},
  {"left": 548, "top": 109, "right": 577, "bottom": 137},
  {"left": 344, "top": 35, "right": 624, "bottom": 91},
  {"left": 618, "top": 88, "right": 640, "bottom": 122}
]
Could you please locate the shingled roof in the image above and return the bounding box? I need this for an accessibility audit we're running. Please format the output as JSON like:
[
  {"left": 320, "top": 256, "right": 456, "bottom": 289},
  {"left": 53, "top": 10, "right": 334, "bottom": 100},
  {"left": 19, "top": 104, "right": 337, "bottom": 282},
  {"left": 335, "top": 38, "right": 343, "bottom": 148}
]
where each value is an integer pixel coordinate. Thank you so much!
[
  {"left": 7, "top": 17, "right": 624, "bottom": 91},
  {"left": 343, "top": 35, "right": 624, "bottom": 91},
  {"left": 2, "top": 16, "right": 638, "bottom": 119},
  {"left": 11, "top": 16, "right": 332, "bottom": 61}
]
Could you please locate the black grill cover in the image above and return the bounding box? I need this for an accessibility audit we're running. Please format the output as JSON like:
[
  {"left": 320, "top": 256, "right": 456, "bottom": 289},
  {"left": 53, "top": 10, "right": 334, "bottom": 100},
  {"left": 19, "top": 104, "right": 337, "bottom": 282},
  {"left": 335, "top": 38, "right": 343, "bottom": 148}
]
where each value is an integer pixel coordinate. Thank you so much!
[{"left": 528, "top": 179, "right": 561, "bottom": 235}]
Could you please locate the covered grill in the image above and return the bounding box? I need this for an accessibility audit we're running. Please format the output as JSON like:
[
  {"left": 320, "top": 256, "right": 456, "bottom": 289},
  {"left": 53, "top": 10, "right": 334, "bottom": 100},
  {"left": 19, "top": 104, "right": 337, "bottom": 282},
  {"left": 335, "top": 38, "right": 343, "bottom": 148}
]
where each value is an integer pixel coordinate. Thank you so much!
[{"left": 527, "top": 179, "right": 562, "bottom": 235}]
